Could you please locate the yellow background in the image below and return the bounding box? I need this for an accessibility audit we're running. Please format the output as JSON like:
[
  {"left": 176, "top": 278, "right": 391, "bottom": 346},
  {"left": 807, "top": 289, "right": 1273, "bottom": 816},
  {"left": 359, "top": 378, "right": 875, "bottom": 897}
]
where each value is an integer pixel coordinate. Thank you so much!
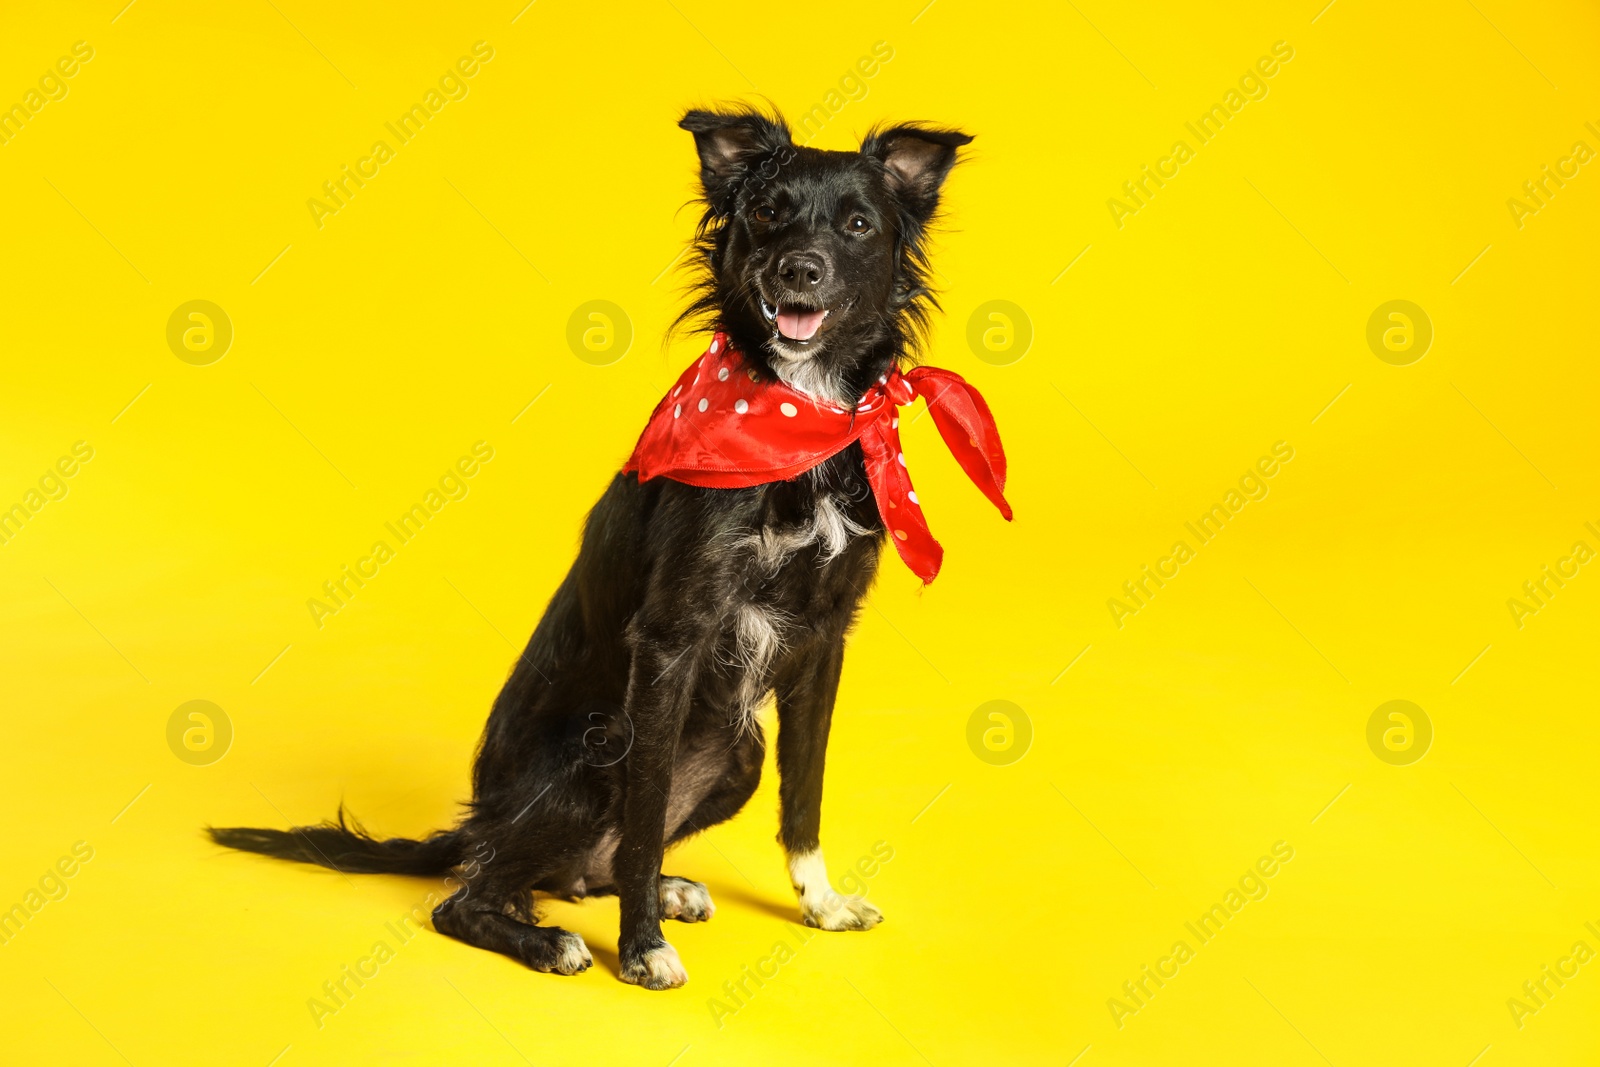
[{"left": 3, "top": 0, "right": 1597, "bottom": 1063}]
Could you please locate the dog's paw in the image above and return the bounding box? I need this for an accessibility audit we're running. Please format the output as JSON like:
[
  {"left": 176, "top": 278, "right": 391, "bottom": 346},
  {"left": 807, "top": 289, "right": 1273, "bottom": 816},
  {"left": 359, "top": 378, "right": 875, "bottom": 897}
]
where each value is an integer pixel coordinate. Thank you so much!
[
  {"left": 660, "top": 876, "right": 715, "bottom": 923},
  {"left": 788, "top": 849, "right": 883, "bottom": 931},
  {"left": 801, "top": 891, "right": 883, "bottom": 932},
  {"left": 524, "top": 929, "right": 593, "bottom": 975},
  {"left": 620, "top": 941, "right": 689, "bottom": 990}
]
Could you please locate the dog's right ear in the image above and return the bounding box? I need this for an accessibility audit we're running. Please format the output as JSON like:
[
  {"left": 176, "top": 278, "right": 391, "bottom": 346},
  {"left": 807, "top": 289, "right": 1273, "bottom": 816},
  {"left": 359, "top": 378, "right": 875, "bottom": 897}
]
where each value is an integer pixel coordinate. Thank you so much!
[{"left": 679, "top": 108, "right": 791, "bottom": 214}]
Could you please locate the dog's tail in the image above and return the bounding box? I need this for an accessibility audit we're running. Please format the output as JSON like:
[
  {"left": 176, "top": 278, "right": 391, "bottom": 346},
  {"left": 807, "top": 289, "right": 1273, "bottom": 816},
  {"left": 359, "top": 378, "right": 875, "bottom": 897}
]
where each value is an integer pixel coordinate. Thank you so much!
[{"left": 207, "top": 807, "right": 464, "bottom": 876}]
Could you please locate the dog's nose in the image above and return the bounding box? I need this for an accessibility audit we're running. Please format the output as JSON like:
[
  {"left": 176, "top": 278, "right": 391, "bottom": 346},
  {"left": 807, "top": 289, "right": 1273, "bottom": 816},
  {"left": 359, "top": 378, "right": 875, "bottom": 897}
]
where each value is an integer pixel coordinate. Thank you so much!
[{"left": 776, "top": 251, "right": 829, "bottom": 292}]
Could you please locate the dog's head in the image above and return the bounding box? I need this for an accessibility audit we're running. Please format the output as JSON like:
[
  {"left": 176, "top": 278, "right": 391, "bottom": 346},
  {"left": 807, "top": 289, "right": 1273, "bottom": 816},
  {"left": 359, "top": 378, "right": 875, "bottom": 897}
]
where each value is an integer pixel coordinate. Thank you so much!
[{"left": 676, "top": 108, "right": 972, "bottom": 404}]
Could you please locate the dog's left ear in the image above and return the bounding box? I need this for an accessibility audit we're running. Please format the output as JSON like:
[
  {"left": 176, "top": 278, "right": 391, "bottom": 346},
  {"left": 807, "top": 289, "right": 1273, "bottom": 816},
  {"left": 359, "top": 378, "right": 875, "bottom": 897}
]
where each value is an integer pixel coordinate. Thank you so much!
[
  {"left": 861, "top": 124, "right": 974, "bottom": 223},
  {"left": 679, "top": 108, "right": 792, "bottom": 214}
]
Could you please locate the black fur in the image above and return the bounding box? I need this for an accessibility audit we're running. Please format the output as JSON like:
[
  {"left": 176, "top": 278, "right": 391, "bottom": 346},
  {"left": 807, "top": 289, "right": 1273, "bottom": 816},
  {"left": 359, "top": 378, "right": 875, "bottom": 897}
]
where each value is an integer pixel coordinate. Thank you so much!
[{"left": 209, "top": 106, "right": 972, "bottom": 989}]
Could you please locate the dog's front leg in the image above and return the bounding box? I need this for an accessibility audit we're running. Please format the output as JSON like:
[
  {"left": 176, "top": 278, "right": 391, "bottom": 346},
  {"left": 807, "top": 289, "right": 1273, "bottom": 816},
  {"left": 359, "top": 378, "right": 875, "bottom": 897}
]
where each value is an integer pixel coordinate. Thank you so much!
[
  {"left": 616, "top": 621, "right": 701, "bottom": 990},
  {"left": 775, "top": 633, "right": 884, "bottom": 931}
]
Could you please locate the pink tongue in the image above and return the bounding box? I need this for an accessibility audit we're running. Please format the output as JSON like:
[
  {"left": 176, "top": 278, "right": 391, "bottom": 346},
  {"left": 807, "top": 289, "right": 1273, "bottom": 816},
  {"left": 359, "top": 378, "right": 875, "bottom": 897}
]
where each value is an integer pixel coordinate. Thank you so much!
[{"left": 776, "top": 307, "right": 825, "bottom": 341}]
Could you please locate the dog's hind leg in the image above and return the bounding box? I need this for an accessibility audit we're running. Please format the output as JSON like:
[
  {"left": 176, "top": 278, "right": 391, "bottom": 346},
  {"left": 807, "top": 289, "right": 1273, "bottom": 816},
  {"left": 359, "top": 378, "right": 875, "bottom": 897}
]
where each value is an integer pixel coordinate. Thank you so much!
[
  {"left": 432, "top": 885, "right": 592, "bottom": 975},
  {"left": 657, "top": 875, "right": 715, "bottom": 922}
]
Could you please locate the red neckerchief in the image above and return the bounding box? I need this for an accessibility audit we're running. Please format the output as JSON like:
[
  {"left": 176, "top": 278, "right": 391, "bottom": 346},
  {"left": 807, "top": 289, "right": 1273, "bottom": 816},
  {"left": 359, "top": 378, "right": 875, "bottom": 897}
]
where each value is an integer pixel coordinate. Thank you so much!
[{"left": 624, "top": 331, "right": 1012, "bottom": 583}]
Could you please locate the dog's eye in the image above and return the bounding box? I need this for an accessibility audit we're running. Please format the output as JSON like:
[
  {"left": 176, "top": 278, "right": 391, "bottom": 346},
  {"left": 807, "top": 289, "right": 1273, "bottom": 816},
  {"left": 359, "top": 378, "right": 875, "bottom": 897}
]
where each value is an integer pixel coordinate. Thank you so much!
[
  {"left": 753, "top": 205, "right": 775, "bottom": 223},
  {"left": 846, "top": 215, "right": 872, "bottom": 235}
]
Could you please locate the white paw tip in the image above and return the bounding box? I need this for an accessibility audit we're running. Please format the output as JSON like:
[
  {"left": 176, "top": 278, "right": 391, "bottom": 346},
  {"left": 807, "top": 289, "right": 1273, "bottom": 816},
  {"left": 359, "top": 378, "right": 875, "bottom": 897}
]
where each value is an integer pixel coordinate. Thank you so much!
[
  {"left": 661, "top": 878, "right": 716, "bottom": 922},
  {"left": 623, "top": 942, "right": 688, "bottom": 990},
  {"left": 802, "top": 893, "right": 884, "bottom": 932}
]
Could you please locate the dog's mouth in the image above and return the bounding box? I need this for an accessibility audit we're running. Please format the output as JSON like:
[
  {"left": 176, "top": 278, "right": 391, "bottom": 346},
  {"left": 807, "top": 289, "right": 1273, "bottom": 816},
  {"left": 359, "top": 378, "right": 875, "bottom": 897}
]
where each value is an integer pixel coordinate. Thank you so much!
[{"left": 760, "top": 298, "right": 846, "bottom": 347}]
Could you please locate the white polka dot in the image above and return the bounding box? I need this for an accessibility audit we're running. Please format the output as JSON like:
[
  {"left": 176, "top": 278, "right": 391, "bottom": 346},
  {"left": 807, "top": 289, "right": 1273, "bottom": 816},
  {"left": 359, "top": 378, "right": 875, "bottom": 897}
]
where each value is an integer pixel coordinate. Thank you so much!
[
  {"left": 718, "top": 367, "right": 729, "bottom": 381},
  {"left": 891, "top": 417, "right": 898, "bottom": 429},
  {"left": 673, "top": 385, "right": 682, "bottom": 397},
  {"left": 673, "top": 404, "right": 682, "bottom": 418},
  {"left": 879, "top": 374, "right": 887, "bottom": 384},
  {"left": 908, "top": 490, "right": 919, "bottom": 505},
  {"left": 698, "top": 397, "right": 709, "bottom": 412},
  {"left": 735, "top": 399, "right": 748, "bottom": 414},
  {"left": 710, "top": 339, "right": 720, "bottom": 354},
  {"left": 897, "top": 452, "right": 905, "bottom": 466},
  {"left": 780, "top": 402, "right": 798, "bottom": 417},
  {"left": 830, "top": 406, "right": 844, "bottom": 414}
]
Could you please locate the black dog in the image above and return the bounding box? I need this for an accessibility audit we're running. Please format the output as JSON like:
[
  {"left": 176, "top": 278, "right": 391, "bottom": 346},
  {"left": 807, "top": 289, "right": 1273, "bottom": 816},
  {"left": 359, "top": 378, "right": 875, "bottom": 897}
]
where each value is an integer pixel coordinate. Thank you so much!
[{"left": 211, "top": 107, "right": 978, "bottom": 990}]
